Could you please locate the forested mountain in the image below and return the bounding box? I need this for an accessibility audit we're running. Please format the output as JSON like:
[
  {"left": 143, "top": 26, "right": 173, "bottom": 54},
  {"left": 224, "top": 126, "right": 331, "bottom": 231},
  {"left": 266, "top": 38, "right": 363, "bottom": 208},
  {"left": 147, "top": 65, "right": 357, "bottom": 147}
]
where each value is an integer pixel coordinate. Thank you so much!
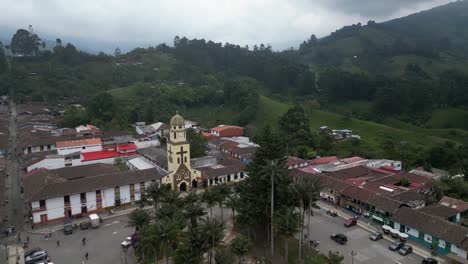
[{"left": 0, "top": 0, "right": 467, "bottom": 173}]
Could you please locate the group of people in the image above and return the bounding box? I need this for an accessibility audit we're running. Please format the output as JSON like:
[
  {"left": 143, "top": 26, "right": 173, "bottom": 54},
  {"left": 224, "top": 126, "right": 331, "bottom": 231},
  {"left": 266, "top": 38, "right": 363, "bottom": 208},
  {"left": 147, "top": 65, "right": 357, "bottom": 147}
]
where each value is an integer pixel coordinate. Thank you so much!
[{"left": 304, "top": 233, "right": 320, "bottom": 248}]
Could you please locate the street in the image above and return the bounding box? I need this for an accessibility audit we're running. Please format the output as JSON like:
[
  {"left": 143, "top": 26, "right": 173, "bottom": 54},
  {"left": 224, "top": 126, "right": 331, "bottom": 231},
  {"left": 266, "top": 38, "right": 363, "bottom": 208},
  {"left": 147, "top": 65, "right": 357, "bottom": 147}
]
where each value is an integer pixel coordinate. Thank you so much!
[
  {"left": 25, "top": 215, "right": 136, "bottom": 264},
  {"left": 303, "top": 209, "right": 424, "bottom": 264},
  {"left": 5, "top": 99, "right": 23, "bottom": 231}
]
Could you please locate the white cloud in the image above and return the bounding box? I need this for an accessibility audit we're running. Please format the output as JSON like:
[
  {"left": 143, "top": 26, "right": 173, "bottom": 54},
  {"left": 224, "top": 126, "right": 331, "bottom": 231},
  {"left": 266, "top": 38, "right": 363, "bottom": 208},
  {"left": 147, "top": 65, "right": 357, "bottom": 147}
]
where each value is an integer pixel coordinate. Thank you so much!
[{"left": 0, "top": 0, "right": 454, "bottom": 50}]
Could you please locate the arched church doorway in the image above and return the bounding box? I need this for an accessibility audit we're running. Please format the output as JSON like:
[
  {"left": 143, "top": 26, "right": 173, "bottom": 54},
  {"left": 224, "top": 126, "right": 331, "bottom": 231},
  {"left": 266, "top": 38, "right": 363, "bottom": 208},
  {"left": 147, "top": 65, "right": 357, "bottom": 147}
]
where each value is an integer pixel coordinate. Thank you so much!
[
  {"left": 179, "top": 182, "right": 187, "bottom": 192},
  {"left": 192, "top": 179, "right": 198, "bottom": 188}
]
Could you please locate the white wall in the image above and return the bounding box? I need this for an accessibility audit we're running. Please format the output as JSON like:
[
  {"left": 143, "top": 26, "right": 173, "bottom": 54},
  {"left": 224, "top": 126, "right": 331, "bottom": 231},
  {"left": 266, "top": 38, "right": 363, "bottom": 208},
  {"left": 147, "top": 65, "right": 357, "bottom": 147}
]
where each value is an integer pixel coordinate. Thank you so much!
[
  {"left": 103, "top": 188, "right": 115, "bottom": 208},
  {"left": 406, "top": 227, "right": 419, "bottom": 238},
  {"left": 424, "top": 234, "right": 433, "bottom": 243},
  {"left": 86, "top": 191, "right": 97, "bottom": 212},
  {"left": 27, "top": 157, "right": 64, "bottom": 172},
  {"left": 57, "top": 144, "right": 102, "bottom": 155},
  {"left": 394, "top": 222, "right": 400, "bottom": 230},
  {"left": 70, "top": 194, "right": 81, "bottom": 215},
  {"left": 120, "top": 185, "right": 131, "bottom": 204},
  {"left": 451, "top": 244, "right": 468, "bottom": 259}
]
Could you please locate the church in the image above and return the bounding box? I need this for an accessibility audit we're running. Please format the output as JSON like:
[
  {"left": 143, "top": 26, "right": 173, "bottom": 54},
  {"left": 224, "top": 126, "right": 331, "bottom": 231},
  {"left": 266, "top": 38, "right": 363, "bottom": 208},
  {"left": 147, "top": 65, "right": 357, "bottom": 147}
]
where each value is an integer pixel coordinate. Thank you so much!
[{"left": 160, "top": 113, "right": 247, "bottom": 192}]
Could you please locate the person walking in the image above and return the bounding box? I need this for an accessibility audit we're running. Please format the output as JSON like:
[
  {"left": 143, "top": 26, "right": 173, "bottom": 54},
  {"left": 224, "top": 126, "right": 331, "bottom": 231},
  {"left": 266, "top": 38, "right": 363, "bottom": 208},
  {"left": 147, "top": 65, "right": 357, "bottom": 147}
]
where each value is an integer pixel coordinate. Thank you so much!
[
  {"left": 82, "top": 237, "right": 86, "bottom": 246},
  {"left": 56, "top": 240, "right": 60, "bottom": 247},
  {"left": 26, "top": 236, "right": 29, "bottom": 243},
  {"left": 85, "top": 252, "right": 89, "bottom": 260}
]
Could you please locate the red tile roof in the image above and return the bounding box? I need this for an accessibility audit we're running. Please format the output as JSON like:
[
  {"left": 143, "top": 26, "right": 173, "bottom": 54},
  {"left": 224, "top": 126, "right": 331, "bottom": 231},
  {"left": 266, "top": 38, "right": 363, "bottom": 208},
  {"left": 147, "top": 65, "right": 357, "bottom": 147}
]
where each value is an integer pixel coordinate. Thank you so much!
[
  {"left": 287, "top": 156, "right": 308, "bottom": 167},
  {"left": 56, "top": 138, "right": 102, "bottom": 148},
  {"left": 81, "top": 150, "right": 119, "bottom": 161},
  {"left": 211, "top": 125, "right": 243, "bottom": 132},
  {"left": 308, "top": 156, "right": 338, "bottom": 165},
  {"left": 439, "top": 196, "right": 468, "bottom": 213}
]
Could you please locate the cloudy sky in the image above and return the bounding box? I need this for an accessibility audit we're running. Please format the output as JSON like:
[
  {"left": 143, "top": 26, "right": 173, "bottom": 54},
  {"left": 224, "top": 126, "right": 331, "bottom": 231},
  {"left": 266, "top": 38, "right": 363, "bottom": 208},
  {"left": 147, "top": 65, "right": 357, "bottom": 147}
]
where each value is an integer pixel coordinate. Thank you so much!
[{"left": 0, "top": 0, "right": 454, "bottom": 51}]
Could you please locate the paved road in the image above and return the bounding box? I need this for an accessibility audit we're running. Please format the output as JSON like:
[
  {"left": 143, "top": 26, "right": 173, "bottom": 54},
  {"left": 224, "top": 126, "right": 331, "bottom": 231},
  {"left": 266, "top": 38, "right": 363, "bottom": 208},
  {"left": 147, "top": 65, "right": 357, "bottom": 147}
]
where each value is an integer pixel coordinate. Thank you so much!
[
  {"left": 5, "top": 100, "right": 23, "bottom": 231},
  {"left": 26, "top": 215, "right": 136, "bottom": 264},
  {"left": 302, "top": 209, "right": 424, "bottom": 264}
]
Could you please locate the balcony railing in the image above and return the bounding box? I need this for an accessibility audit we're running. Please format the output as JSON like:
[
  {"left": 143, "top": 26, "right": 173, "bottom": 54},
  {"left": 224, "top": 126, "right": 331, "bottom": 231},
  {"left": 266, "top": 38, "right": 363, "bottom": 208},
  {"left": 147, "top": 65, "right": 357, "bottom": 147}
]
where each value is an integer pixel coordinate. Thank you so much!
[{"left": 32, "top": 206, "right": 46, "bottom": 213}]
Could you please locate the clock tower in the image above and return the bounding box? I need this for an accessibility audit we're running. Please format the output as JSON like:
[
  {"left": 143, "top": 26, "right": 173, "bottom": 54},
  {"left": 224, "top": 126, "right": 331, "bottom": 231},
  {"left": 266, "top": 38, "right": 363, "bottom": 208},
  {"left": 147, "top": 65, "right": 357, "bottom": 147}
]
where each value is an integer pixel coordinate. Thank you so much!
[{"left": 165, "top": 112, "right": 193, "bottom": 191}]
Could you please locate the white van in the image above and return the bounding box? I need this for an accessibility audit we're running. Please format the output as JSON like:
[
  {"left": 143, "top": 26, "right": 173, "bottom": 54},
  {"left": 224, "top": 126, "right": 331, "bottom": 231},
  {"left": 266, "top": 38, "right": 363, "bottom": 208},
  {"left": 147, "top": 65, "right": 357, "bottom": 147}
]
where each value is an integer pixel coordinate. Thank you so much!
[{"left": 89, "top": 214, "right": 100, "bottom": 228}]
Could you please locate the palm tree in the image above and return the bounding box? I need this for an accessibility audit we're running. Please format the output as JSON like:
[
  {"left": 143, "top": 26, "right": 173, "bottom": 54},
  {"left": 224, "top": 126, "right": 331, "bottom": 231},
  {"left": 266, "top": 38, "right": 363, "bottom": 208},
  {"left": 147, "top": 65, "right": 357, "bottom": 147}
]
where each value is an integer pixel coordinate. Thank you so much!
[
  {"left": 154, "top": 217, "right": 181, "bottom": 264},
  {"left": 273, "top": 208, "right": 301, "bottom": 263},
  {"left": 202, "top": 187, "right": 219, "bottom": 218},
  {"left": 183, "top": 201, "right": 206, "bottom": 228},
  {"left": 138, "top": 224, "right": 161, "bottom": 263},
  {"left": 225, "top": 192, "right": 240, "bottom": 225},
  {"left": 203, "top": 217, "right": 225, "bottom": 264},
  {"left": 215, "top": 183, "right": 230, "bottom": 221},
  {"left": 146, "top": 183, "right": 170, "bottom": 214},
  {"left": 260, "top": 158, "right": 286, "bottom": 256},
  {"left": 294, "top": 175, "right": 322, "bottom": 263},
  {"left": 127, "top": 208, "right": 151, "bottom": 230},
  {"left": 230, "top": 235, "right": 252, "bottom": 264}
]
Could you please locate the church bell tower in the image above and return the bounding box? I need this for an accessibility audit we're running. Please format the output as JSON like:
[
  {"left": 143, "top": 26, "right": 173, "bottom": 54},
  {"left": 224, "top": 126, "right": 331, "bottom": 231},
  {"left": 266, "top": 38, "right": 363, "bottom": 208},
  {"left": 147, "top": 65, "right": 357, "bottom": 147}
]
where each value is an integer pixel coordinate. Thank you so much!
[{"left": 165, "top": 112, "right": 192, "bottom": 191}]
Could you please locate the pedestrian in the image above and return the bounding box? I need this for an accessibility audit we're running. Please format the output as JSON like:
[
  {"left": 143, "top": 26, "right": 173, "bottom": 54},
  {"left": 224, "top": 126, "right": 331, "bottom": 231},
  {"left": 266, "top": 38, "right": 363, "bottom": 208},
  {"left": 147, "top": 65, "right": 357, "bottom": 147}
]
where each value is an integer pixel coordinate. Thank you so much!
[
  {"left": 304, "top": 233, "right": 307, "bottom": 240},
  {"left": 45, "top": 233, "right": 48, "bottom": 241},
  {"left": 17, "top": 232, "right": 21, "bottom": 243},
  {"left": 85, "top": 252, "right": 89, "bottom": 260},
  {"left": 82, "top": 237, "right": 86, "bottom": 245},
  {"left": 26, "top": 236, "right": 29, "bottom": 243},
  {"left": 317, "top": 240, "right": 320, "bottom": 247},
  {"left": 56, "top": 240, "right": 60, "bottom": 247}
]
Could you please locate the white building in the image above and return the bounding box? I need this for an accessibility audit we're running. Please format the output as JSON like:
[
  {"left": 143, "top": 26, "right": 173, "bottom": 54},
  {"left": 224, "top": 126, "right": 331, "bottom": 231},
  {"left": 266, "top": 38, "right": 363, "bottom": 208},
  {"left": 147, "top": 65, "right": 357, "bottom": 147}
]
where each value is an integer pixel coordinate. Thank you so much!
[
  {"left": 56, "top": 138, "right": 102, "bottom": 155},
  {"left": 23, "top": 163, "right": 167, "bottom": 226},
  {"left": 366, "top": 159, "right": 402, "bottom": 171}
]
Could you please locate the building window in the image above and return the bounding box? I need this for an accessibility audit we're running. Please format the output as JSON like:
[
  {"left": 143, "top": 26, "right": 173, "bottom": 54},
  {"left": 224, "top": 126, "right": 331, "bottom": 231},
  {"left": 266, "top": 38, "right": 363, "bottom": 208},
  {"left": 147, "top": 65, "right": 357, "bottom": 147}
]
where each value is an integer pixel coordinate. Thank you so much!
[
  {"left": 184, "top": 157, "right": 187, "bottom": 163},
  {"left": 130, "top": 184, "right": 135, "bottom": 202},
  {"left": 178, "top": 158, "right": 180, "bottom": 164},
  {"left": 47, "top": 145, "right": 51, "bottom": 150},
  {"left": 173, "top": 132, "right": 176, "bottom": 139},
  {"left": 115, "top": 186, "right": 121, "bottom": 205},
  {"left": 64, "top": 195, "right": 70, "bottom": 205},
  {"left": 80, "top": 193, "right": 86, "bottom": 203},
  {"left": 40, "top": 145, "right": 44, "bottom": 151},
  {"left": 39, "top": 200, "right": 46, "bottom": 209}
]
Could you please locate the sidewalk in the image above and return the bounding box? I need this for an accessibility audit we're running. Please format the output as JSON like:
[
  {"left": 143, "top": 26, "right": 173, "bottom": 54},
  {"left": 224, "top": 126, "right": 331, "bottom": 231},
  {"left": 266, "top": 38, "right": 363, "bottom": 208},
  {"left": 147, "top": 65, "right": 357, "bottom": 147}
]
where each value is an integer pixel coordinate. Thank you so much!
[
  {"left": 317, "top": 201, "right": 446, "bottom": 263},
  {"left": 22, "top": 204, "right": 152, "bottom": 235}
]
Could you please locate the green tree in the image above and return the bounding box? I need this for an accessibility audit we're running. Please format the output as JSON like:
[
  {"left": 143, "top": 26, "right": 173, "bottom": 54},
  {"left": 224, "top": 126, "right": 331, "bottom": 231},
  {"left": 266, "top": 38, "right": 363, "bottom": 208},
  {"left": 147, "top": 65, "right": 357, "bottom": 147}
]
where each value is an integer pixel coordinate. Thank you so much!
[
  {"left": 10, "top": 28, "right": 41, "bottom": 55},
  {"left": 87, "top": 92, "right": 115, "bottom": 122},
  {"left": 225, "top": 191, "right": 240, "bottom": 225},
  {"left": 143, "top": 103, "right": 154, "bottom": 124},
  {"left": 203, "top": 217, "right": 225, "bottom": 264},
  {"left": 127, "top": 208, "right": 151, "bottom": 230},
  {"left": 114, "top": 157, "right": 128, "bottom": 171},
  {"left": 294, "top": 175, "right": 322, "bottom": 263},
  {"left": 61, "top": 106, "right": 89, "bottom": 128},
  {"left": 214, "top": 183, "right": 230, "bottom": 221},
  {"left": 279, "top": 105, "right": 314, "bottom": 151},
  {"left": 215, "top": 246, "right": 235, "bottom": 264},
  {"left": 0, "top": 42, "right": 6, "bottom": 74},
  {"left": 202, "top": 187, "right": 219, "bottom": 218},
  {"left": 187, "top": 128, "right": 207, "bottom": 158},
  {"left": 230, "top": 235, "right": 252, "bottom": 264},
  {"left": 273, "top": 208, "right": 301, "bottom": 262},
  {"left": 154, "top": 217, "right": 182, "bottom": 264},
  {"left": 145, "top": 183, "right": 171, "bottom": 214}
]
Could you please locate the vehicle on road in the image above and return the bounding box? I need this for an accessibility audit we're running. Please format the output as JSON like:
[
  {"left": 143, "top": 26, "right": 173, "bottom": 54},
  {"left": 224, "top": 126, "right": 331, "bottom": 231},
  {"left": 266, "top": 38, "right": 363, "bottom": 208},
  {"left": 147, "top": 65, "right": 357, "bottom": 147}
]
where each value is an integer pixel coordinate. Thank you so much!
[
  {"left": 25, "top": 250, "right": 48, "bottom": 264},
  {"left": 63, "top": 219, "right": 73, "bottom": 235},
  {"left": 422, "top": 258, "right": 438, "bottom": 264},
  {"left": 369, "top": 232, "right": 383, "bottom": 241},
  {"left": 326, "top": 210, "right": 338, "bottom": 217},
  {"left": 399, "top": 245, "right": 413, "bottom": 256},
  {"left": 80, "top": 221, "right": 90, "bottom": 230},
  {"left": 121, "top": 237, "right": 132, "bottom": 248},
  {"left": 388, "top": 241, "right": 405, "bottom": 251},
  {"left": 89, "top": 213, "right": 100, "bottom": 228},
  {"left": 330, "top": 233, "right": 347, "bottom": 245},
  {"left": 344, "top": 218, "right": 357, "bottom": 227},
  {"left": 24, "top": 247, "right": 41, "bottom": 258}
]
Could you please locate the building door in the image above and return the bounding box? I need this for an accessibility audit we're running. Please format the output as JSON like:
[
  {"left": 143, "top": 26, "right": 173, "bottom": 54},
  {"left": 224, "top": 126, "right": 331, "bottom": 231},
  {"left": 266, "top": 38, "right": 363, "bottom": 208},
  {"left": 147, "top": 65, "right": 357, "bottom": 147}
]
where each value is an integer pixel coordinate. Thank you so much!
[
  {"left": 40, "top": 214, "right": 47, "bottom": 224},
  {"left": 179, "top": 182, "right": 187, "bottom": 192},
  {"left": 192, "top": 179, "right": 198, "bottom": 188},
  {"left": 96, "top": 190, "right": 102, "bottom": 209}
]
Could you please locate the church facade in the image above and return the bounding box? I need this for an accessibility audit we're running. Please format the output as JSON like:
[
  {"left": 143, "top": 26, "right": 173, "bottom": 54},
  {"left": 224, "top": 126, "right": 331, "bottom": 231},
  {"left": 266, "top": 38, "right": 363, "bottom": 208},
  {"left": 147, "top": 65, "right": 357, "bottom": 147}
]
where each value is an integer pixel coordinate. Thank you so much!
[{"left": 163, "top": 113, "right": 201, "bottom": 191}]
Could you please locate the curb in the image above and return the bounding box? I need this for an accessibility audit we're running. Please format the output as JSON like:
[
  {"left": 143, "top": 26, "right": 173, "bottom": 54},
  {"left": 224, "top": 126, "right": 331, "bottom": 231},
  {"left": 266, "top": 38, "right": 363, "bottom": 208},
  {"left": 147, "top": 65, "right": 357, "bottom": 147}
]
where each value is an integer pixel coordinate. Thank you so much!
[
  {"left": 22, "top": 206, "right": 150, "bottom": 235},
  {"left": 317, "top": 201, "right": 446, "bottom": 263}
]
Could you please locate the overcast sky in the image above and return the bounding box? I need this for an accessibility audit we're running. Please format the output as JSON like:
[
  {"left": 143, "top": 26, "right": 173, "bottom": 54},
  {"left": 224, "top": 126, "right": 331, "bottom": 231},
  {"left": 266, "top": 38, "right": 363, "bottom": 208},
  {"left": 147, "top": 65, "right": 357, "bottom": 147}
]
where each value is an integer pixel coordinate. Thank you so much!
[{"left": 0, "top": 0, "right": 455, "bottom": 51}]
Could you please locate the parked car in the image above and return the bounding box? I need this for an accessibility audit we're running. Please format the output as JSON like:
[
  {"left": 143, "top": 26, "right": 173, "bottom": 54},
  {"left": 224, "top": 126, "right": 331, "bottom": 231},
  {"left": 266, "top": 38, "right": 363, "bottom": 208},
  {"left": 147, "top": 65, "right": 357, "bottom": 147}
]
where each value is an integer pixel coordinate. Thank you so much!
[
  {"left": 388, "top": 241, "right": 405, "bottom": 251},
  {"left": 422, "top": 258, "right": 438, "bottom": 264},
  {"left": 330, "top": 233, "right": 347, "bottom": 245},
  {"left": 63, "top": 219, "right": 73, "bottom": 235},
  {"left": 399, "top": 245, "right": 413, "bottom": 256},
  {"left": 25, "top": 250, "right": 48, "bottom": 264},
  {"left": 80, "top": 221, "right": 90, "bottom": 230},
  {"left": 344, "top": 218, "right": 357, "bottom": 227},
  {"left": 121, "top": 237, "right": 132, "bottom": 248},
  {"left": 369, "top": 232, "right": 383, "bottom": 241},
  {"left": 24, "top": 247, "right": 41, "bottom": 258}
]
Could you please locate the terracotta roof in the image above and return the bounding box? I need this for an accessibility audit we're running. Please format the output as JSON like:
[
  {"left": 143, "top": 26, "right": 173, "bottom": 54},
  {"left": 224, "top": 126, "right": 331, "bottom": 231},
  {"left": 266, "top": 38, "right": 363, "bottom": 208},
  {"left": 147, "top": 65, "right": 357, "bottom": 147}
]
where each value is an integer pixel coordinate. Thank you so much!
[
  {"left": 418, "top": 204, "right": 460, "bottom": 219},
  {"left": 392, "top": 207, "right": 468, "bottom": 250},
  {"left": 367, "top": 195, "right": 403, "bottom": 214},
  {"left": 439, "top": 196, "right": 468, "bottom": 213},
  {"left": 287, "top": 156, "right": 308, "bottom": 167},
  {"left": 308, "top": 156, "right": 338, "bottom": 165},
  {"left": 197, "top": 157, "right": 245, "bottom": 179},
  {"left": 325, "top": 165, "right": 390, "bottom": 181},
  {"left": 56, "top": 138, "right": 102, "bottom": 148},
  {"left": 23, "top": 164, "right": 167, "bottom": 202},
  {"left": 211, "top": 125, "right": 243, "bottom": 132}
]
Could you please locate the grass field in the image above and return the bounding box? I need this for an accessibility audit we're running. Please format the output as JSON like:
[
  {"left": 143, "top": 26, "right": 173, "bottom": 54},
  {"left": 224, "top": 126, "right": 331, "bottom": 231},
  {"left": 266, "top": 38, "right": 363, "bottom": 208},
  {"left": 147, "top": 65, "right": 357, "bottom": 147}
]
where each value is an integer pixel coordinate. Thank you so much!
[
  {"left": 251, "top": 96, "right": 466, "bottom": 157},
  {"left": 427, "top": 108, "right": 468, "bottom": 130}
]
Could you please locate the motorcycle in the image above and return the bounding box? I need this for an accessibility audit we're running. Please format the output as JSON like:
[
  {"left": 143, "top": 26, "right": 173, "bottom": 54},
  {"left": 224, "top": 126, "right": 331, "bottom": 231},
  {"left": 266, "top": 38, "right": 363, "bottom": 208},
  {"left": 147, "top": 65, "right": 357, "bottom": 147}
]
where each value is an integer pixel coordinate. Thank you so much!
[{"left": 326, "top": 210, "right": 338, "bottom": 217}]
